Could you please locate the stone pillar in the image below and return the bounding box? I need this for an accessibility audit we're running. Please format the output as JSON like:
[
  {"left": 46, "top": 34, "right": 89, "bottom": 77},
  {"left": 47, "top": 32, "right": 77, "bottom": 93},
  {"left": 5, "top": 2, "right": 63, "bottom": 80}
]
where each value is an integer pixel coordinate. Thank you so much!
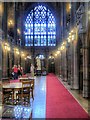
[
  {"left": 21, "top": 56, "right": 25, "bottom": 74},
  {"left": 2, "top": 50, "right": 8, "bottom": 77},
  {"left": 14, "top": 3, "right": 18, "bottom": 45},
  {"left": 67, "top": 44, "right": 71, "bottom": 85},
  {"left": 71, "top": 3, "right": 76, "bottom": 28},
  {"left": 88, "top": 2, "right": 90, "bottom": 99},
  {"left": 73, "top": 39, "right": 79, "bottom": 89},
  {"left": 59, "top": 54, "right": 61, "bottom": 77},
  {"left": 83, "top": 33, "right": 89, "bottom": 97},
  {"left": 2, "top": 2, "right": 7, "bottom": 39},
  {"left": 88, "top": 2, "right": 90, "bottom": 115},
  {"left": 58, "top": 56, "right": 60, "bottom": 76},
  {"left": 0, "top": 40, "right": 2, "bottom": 105},
  {"left": 63, "top": 47, "right": 67, "bottom": 81},
  {"left": 14, "top": 50, "right": 20, "bottom": 66},
  {"left": 55, "top": 55, "right": 60, "bottom": 76},
  {"left": 70, "top": 40, "right": 74, "bottom": 89},
  {"left": 0, "top": 2, "right": 3, "bottom": 104},
  {"left": 82, "top": 3, "right": 89, "bottom": 98},
  {"left": 61, "top": 50, "right": 63, "bottom": 79},
  {"left": 0, "top": 41, "right": 2, "bottom": 80},
  {"left": 70, "top": 3, "right": 77, "bottom": 89},
  {"left": 9, "top": 51, "right": 13, "bottom": 77},
  {"left": 21, "top": 3, "right": 25, "bottom": 47},
  {"left": 2, "top": 3, "right": 8, "bottom": 78},
  {"left": 63, "top": 3, "right": 67, "bottom": 38},
  {"left": 0, "top": 2, "right": 3, "bottom": 80}
]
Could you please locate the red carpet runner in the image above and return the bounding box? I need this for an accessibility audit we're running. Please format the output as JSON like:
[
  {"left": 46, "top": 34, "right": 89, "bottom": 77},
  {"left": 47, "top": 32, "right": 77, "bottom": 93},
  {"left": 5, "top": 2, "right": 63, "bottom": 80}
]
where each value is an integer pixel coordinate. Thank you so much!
[{"left": 46, "top": 73, "right": 89, "bottom": 118}]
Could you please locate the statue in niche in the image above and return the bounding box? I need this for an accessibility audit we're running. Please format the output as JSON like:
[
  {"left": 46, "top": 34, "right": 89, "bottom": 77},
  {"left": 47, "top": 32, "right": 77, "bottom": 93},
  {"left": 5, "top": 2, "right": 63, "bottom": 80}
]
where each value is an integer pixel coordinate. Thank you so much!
[{"left": 36, "top": 57, "right": 41, "bottom": 71}]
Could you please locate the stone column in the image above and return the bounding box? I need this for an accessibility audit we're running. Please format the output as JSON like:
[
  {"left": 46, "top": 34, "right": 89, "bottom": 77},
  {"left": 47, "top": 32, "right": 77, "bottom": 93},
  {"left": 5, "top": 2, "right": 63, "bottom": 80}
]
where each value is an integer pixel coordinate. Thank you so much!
[
  {"left": 2, "top": 2, "right": 7, "bottom": 40},
  {"left": 88, "top": 2, "right": 90, "bottom": 115},
  {"left": 71, "top": 3, "right": 76, "bottom": 28},
  {"left": 0, "top": 2, "right": 3, "bottom": 105},
  {"left": 82, "top": 33, "right": 89, "bottom": 97},
  {"left": 21, "top": 3, "right": 25, "bottom": 47},
  {"left": 73, "top": 39, "right": 79, "bottom": 89},
  {"left": 70, "top": 40, "right": 74, "bottom": 89},
  {"left": 21, "top": 56, "right": 25, "bottom": 74},
  {"left": 70, "top": 3, "right": 77, "bottom": 89},
  {"left": 55, "top": 55, "right": 59, "bottom": 76},
  {"left": 88, "top": 2, "right": 90, "bottom": 99},
  {"left": 82, "top": 3, "right": 89, "bottom": 98},
  {"left": 2, "top": 3, "right": 8, "bottom": 78},
  {"left": 2, "top": 50, "right": 8, "bottom": 77},
  {"left": 0, "top": 40, "right": 2, "bottom": 105},
  {"left": 67, "top": 43, "right": 71, "bottom": 85},
  {"left": 63, "top": 47, "right": 67, "bottom": 82},
  {"left": 0, "top": 40, "right": 2, "bottom": 80},
  {"left": 14, "top": 3, "right": 18, "bottom": 45},
  {"left": 9, "top": 50, "right": 13, "bottom": 77},
  {"left": 59, "top": 51, "right": 62, "bottom": 77},
  {"left": 61, "top": 50, "right": 64, "bottom": 78},
  {"left": 0, "top": 2, "right": 3, "bottom": 80}
]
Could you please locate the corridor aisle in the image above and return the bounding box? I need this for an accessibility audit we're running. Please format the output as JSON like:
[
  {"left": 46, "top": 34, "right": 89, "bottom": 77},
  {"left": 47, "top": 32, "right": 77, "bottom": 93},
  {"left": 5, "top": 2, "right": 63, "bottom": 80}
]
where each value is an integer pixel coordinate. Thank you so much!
[
  {"left": 46, "top": 73, "right": 89, "bottom": 118},
  {"left": 32, "top": 75, "right": 89, "bottom": 118},
  {"left": 32, "top": 76, "right": 46, "bottom": 118}
]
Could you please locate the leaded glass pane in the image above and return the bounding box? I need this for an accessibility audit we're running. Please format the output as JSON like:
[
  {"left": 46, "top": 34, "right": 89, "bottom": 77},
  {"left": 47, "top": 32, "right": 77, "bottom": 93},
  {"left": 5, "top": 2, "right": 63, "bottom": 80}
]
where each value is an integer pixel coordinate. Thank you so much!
[{"left": 24, "top": 5, "right": 56, "bottom": 46}]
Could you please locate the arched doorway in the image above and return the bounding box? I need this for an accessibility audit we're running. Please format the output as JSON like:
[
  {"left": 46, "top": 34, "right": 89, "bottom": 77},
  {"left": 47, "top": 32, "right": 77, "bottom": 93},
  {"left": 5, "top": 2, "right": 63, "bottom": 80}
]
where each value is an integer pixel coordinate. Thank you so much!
[{"left": 48, "top": 55, "right": 55, "bottom": 73}]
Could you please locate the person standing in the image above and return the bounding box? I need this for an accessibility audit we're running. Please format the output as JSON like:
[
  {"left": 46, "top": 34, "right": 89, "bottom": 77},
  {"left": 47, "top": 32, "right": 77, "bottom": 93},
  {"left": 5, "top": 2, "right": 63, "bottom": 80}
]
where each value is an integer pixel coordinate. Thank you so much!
[
  {"left": 12, "top": 65, "right": 18, "bottom": 79},
  {"left": 30, "top": 64, "right": 34, "bottom": 78},
  {"left": 18, "top": 65, "right": 22, "bottom": 78},
  {"left": 21, "top": 67, "right": 23, "bottom": 76}
]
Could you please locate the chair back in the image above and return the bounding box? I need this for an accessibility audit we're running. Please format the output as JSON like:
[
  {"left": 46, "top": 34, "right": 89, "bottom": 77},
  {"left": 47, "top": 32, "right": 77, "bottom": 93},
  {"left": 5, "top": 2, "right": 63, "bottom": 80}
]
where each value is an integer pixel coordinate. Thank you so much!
[
  {"left": 29, "top": 79, "right": 34, "bottom": 88},
  {"left": 22, "top": 80, "right": 31, "bottom": 91}
]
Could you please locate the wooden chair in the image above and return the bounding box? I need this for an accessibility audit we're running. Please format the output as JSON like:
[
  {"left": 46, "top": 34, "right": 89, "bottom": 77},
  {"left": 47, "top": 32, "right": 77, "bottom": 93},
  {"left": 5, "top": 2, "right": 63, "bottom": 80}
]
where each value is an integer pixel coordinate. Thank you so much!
[
  {"left": 2, "top": 88, "right": 13, "bottom": 104},
  {"left": 16, "top": 80, "right": 31, "bottom": 105},
  {"left": 22, "top": 80, "right": 31, "bottom": 101},
  {"left": 1, "top": 78, "right": 13, "bottom": 104},
  {"left": 29, "top": 79, "right": 34, "bottom": 100},
  {"left": 2, "top": 77, "right": 10, "bottom": 83}
]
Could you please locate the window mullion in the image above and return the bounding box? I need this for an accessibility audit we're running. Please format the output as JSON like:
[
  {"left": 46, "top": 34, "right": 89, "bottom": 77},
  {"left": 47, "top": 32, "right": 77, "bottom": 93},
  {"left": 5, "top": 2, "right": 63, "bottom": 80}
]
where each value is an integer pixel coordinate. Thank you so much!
[
  {"left": 33, "top": 8, "right": 34, "bottom": 47},
  {"left": 46, "top": 8, "right": 48, "bottom": 46}
]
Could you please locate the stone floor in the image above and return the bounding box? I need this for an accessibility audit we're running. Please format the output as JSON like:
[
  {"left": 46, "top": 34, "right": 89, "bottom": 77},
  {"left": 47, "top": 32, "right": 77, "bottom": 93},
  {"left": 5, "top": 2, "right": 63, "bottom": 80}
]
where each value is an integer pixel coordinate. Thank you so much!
[
  {"left": 0, "top": 75, "right": 89, "bottom": 119},
  {"left": 32, "top": 76, "right": 46, "bottom": 118}
]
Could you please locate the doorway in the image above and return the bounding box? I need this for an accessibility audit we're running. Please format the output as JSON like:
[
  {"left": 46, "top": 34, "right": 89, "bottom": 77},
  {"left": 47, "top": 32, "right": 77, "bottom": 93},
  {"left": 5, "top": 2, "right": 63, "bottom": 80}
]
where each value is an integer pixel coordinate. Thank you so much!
[
  {"left": 48, "top": 56, "right": 55, "bottom": 73},
  {"left": 78, "top": 38, "right": 83, "bottom": 93}
]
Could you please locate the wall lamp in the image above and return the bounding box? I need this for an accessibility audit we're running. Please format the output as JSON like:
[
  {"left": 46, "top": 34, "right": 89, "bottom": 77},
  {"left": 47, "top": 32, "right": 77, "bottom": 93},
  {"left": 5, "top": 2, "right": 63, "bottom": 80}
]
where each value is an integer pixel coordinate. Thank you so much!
[
  {"left": 4, "top": 42, "right": 10, "bottom": 51},
  {"left": 14, "top": 48, "right": 19, "bottom": 55},
  {"left": 21, "top": 52, "right": 25, "bottom": 57},
  {"left": 49, "top": 54, "right": 54, "bottom": 59}
]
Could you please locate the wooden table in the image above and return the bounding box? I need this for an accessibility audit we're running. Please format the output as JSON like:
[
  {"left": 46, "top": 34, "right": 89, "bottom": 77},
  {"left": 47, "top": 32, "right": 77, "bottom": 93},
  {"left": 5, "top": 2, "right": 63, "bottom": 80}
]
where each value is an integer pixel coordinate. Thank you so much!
[
  {"left": 2, "top": 82, "right": 22, "bottom": 105},
  {"left": 19, "top": 77, "right": 35, "bottom": 88},
  {"left": 19, "top": 77, "right": 35, "bottom": 81},
  {"left": 2, "top": 79, "right": 34, "bottom": 104}
]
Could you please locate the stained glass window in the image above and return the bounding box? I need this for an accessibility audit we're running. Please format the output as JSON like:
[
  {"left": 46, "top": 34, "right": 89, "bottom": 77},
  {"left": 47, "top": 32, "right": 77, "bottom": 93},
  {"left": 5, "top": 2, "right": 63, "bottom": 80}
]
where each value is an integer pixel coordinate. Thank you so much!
[{"left": 24, "top": 5, "right": 56, "bottom": 46}]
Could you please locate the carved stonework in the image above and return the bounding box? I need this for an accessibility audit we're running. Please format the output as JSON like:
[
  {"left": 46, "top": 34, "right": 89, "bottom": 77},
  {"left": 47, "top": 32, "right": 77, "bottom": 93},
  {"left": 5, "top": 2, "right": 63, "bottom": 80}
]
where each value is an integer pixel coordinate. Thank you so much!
[{"left": 76, "top": 4, "right": 86, "bottom": 33}]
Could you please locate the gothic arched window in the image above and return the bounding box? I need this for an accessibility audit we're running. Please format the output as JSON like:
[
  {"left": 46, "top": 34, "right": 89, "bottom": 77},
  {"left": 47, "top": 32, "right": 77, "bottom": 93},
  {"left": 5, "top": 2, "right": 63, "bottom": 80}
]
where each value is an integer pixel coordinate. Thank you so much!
[{"left": 24, "top": 5, "right": 56, "bottom": 46}]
